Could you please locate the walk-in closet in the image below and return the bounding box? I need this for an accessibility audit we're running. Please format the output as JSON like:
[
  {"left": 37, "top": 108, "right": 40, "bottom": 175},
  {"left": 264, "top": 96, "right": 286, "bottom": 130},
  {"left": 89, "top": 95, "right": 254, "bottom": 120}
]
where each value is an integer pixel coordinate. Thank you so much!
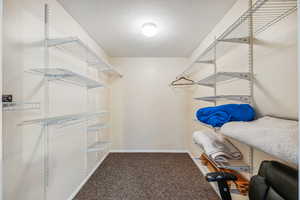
[{"left": 1, "top": 0, "right": 299, "bottom": 200}]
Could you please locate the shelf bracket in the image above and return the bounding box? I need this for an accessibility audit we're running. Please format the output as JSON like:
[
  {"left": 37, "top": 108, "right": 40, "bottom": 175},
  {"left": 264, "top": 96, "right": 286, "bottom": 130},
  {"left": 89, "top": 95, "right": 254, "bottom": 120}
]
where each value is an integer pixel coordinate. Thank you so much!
[
  {"left": 195, "top": 83, "right": 214, "bottom": 88},
  {"left": 220, "top": 72, "right": 252, "bottom": 81},
  {"left": 218, "top": 37, "right": 250, "bottom": 44},
  {"left": 195, "top": 60, "right": 215, "bottom": 65}
]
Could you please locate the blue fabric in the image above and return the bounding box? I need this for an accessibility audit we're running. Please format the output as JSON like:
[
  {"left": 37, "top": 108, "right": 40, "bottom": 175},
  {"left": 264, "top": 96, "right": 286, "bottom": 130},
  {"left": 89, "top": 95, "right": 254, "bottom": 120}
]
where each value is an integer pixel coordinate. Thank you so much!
[{"left": 196, "top": 104, "right": 255, "bottom": 127}]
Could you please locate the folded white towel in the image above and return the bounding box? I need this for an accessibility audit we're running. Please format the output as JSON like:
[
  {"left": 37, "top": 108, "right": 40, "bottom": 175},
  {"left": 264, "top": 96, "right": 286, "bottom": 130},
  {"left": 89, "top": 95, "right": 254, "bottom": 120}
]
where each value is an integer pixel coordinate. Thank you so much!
[{"left": 193, "top": 130, "right": 242, "bottom": 163}]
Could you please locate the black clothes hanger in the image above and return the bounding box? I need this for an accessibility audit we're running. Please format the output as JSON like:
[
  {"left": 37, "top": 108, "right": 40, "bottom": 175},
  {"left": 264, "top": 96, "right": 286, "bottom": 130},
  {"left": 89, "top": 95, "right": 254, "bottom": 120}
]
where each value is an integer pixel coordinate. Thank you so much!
[{"left": 171, "top": 76, "right": 195, "bottom": 86}]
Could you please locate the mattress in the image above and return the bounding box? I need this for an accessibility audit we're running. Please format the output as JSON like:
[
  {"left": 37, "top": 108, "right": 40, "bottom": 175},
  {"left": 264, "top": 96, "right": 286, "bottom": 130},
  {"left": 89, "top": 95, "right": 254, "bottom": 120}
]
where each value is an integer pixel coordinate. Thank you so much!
[{"left": 220, "top": 116, "right": 298, "bottom": 164}]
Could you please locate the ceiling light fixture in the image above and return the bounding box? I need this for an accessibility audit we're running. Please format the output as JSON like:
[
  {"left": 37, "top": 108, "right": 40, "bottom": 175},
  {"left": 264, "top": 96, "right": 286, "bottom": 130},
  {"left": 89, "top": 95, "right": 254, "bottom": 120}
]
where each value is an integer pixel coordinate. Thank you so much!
[{"left": 142, "top": 23, "right": 158, "bottom": 37}]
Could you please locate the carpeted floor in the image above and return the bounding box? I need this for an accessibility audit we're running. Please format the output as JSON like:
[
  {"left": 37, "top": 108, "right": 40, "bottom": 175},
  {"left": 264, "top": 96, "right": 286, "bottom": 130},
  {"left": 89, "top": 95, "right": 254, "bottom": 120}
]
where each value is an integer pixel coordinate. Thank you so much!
[{"left": 74, "top": 153, "right": 219, "bottom": 200}]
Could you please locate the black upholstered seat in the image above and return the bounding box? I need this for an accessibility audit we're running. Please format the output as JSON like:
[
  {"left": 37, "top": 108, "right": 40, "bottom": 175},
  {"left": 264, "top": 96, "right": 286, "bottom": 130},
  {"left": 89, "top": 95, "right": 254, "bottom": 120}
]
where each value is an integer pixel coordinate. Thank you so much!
[
  {"left": 206, "top": 160, "right": 298, "bottom": 200},
  {"left": 249, "top": 161, "right": 298, "bottom": 200}
]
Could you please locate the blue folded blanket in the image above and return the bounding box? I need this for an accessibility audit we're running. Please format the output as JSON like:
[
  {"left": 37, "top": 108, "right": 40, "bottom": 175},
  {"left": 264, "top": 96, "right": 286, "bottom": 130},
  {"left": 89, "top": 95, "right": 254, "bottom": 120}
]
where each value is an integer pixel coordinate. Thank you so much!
[{"left": 196, "top": 104, "right": 255, "bottom": 127}]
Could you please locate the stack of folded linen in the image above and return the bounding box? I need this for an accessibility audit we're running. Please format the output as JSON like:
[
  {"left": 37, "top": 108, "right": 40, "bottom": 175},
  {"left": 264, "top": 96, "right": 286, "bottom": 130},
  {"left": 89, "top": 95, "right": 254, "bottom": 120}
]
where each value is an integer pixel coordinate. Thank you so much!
[{"left": 193, "top": 130, "right": 242, "bottom": 163}]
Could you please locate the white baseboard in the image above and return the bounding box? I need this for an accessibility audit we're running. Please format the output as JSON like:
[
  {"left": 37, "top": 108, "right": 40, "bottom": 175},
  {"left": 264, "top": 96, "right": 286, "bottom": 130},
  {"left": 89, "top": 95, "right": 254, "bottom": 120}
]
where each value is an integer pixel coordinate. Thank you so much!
[
  {"left": 67, "top": 151, "right": 109, "bottom": 200},
  {"left": 110, "top": 149, "right": 188, "bottom": 153}
]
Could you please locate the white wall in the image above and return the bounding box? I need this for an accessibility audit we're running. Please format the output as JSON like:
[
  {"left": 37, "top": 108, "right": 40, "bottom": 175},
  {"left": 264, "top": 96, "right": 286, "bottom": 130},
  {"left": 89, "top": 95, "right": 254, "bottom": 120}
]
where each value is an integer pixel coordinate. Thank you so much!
[
  {"left": 110, "top": 57, "right": 189, "bottom": 151},
  {"left": 3, "top": 0, "right": 111, "bottom": 200}
]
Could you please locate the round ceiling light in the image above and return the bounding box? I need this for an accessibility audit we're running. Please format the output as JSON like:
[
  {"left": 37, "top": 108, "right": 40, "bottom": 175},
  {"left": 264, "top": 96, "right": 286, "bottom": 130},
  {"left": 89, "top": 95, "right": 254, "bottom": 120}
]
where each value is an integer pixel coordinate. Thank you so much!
[{"left": 142, "top": 23, "right": 158, "bottom": 37}]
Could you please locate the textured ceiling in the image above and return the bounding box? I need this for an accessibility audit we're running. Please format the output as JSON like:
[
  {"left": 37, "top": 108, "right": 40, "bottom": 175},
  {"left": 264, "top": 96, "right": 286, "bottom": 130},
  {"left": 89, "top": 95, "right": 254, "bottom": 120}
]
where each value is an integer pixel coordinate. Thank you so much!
[{"left": 58, "top": 0, "right": 237, "bottom": 57}]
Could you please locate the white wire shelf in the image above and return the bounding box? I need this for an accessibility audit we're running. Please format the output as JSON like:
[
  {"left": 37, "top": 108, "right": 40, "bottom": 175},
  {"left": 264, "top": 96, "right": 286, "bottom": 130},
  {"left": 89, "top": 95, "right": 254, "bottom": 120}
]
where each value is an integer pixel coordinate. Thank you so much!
[
  {"left": 3, "top": 102, "right": 40, "bottom": 111},
  {"left": 87, "top": 141, "right": 110, "bottom": 153},
  {"left": 202, "top": 153, "right": 250, "bottom": 173},
  {"left": 179, "top": 0, "right": 297, "bottom": 77},
  {"left": 47, "top": 37, "right": 122, "bottom": 78},
  {"left": 28, "top": 68, "right": 105, "bottom": 89},
  {"left": 194, "top": 95, "right": 251, "bottom": 103},
  {"left": 20, "top": 111, "right": 108, "bottom": 126},
  {"left": 197, "top": 72, "right": 252, "bottom": 87},
  {"left": 252, "top": 0, "right": 297, "bottom": 35},
  {"left": 88, "top": 123, "right": 109, "bottom": 132}
]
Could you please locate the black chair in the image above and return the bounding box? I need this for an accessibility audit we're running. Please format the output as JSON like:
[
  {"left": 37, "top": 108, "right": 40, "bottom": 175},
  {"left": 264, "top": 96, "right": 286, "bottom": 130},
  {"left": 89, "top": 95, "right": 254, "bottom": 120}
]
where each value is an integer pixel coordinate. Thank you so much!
[{"left": 206, "top": 161, "right": 298, "bottom": 200}]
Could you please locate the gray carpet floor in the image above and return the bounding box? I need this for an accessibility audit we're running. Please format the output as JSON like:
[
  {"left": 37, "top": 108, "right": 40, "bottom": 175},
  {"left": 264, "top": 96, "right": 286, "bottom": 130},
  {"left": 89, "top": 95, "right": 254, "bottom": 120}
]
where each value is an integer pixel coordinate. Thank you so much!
[{"left": 74, "top": 153, "right": 219, "bottom": 200}]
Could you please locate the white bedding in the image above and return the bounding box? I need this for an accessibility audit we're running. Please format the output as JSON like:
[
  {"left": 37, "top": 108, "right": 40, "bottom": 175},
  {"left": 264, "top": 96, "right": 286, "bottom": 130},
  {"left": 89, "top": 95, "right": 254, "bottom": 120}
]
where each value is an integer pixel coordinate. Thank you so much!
[{"left": 221, "top": 116, "right": 298, "bottom": 164}]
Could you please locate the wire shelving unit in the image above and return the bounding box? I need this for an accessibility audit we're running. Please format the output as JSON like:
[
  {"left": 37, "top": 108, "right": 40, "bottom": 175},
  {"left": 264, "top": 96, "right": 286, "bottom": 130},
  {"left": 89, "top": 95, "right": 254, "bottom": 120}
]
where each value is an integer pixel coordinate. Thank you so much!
[
  {"left": 35, "top": 5, "right": 115, "bottom": 199},
  {"left": 172, "top": 0, "right": 297, "bottom": 186},
  {"left": 179, "top": 0, "right": 297, "bottom": 77},
  {"left": 185, "top": 0, "right": 296, "bottom": 104}
]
